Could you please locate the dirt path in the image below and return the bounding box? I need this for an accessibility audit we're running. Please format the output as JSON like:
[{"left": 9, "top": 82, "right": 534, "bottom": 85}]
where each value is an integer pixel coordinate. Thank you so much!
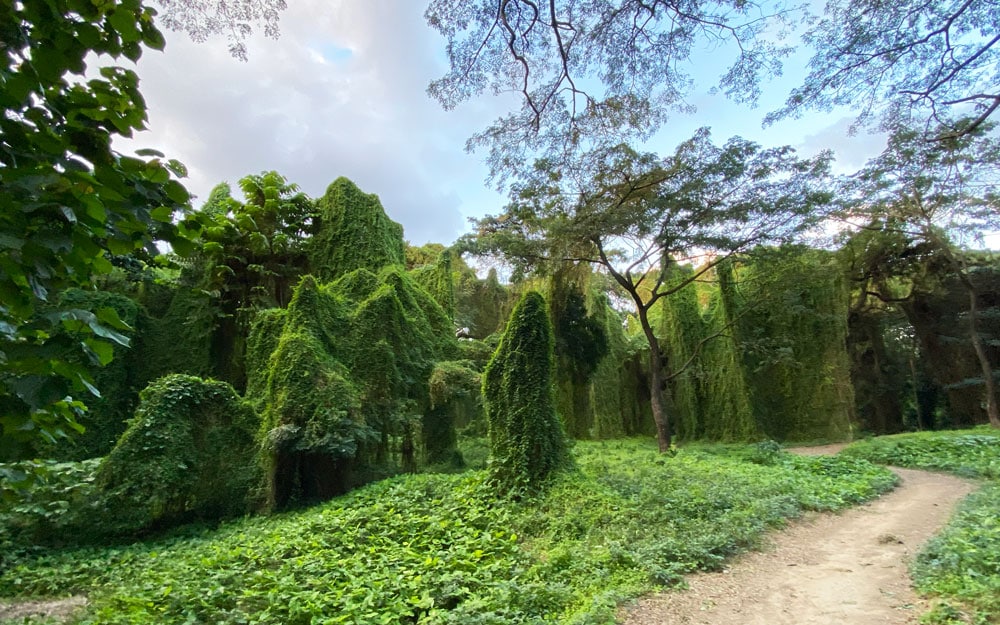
[{"left": 620, "top": 451, "right": 977, "bottom": 625}]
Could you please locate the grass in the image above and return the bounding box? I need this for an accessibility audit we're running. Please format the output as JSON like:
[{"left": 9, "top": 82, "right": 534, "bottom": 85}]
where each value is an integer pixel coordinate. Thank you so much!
[
  {"left": 0, "top": 439, "right": 897, "bottom": 625},
  {"left": 843, "top": 427, "right": 1000, "bottom": 625}
]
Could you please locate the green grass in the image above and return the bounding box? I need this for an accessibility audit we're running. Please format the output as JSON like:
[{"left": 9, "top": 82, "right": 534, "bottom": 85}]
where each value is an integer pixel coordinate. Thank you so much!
[
  {"left": 0, "top": 439, "right": 896, "bottom": 625},
  {"left": 843, "top": 427, "right": 1000, "bottom": 625}
]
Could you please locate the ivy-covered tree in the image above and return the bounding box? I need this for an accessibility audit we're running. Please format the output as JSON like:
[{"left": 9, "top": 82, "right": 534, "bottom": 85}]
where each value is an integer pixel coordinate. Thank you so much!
[
  {"left": 483, "top": 291, "right": 569, "bottom": 494},
  {"left": 843, "top": 123, "right": 1000, "bottom": 427},
  {"left": 1, "top": 0, "right": 194, "bottom": 453},
  {"left": 469, "top": 130, "right": 833, "bottom": 451},
  {"left": 309, "top": 177, "right": 406, "bottom": 282}
]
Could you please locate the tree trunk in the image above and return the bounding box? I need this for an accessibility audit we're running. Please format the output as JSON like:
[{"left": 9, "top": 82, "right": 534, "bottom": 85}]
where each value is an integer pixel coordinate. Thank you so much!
[
  {"left": 638, "top": 308, "right": 671, "bottom": 451},
  {"left": 964, "top": 281, "right": 1000, "bottom": 428}
]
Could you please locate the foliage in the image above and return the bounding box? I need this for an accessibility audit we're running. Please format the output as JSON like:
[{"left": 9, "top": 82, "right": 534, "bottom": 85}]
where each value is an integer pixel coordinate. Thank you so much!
[
  {"left": 843, "top": 123, "right": 1000, "bottom": 427},
  {"left": 253, "top": 269, "right": 456, "bottom": 508},
  {"left": 412, "top": 249, "right": 457, "bottom": 321},
  {"left": 484, "top": 291, "right": 569, "bottom": 494},
  {"left": 769, "top": 0, "right": 1000, "bottom": 137},
  {"left": 92, "top": 374, "right": 260, "bottom": 536},
  {"left": 842, "top": 428, "right": 1000, "bottom": 480},
  {"left": 0, "top": 0, "right": 194, "bottom": 453},
  {"left": 843, "top": 428, "right": 1000, "bottom": 624},
  {"left": 469, "top": 131, "right": 833, "bottom": 450},
  {"left": 308, "top": 177, "right": 406, "bottom": 283},
  {"left": 150, "top": 0, "right": 287, "bottom": 61},
  {"left": 426, "top": 361, "right": 482, "bottom": 466},
  {"left": 199, "top": 173, "right": 315, "bottom": 310},
  {"left": 0, "top": 458, "right": 100, "bottom": 562},
  {"left": 455, "top": 267, "right": 511, "bottom": 339},
  {"left": 426, "top": 0, "right": 795, "bottom": 182},
  {"left": 915, "top": 483, "right": 1000, "bottom": 625},
  {"left": 47, "top": 290, "right": 143, "bottom": 461},
  {"left": 735, "top": 248, "right": 856, "bottom": 441},
  {"left": 0, "top": 439, "right": 896, "bottom": 624},
  {"left": 549, "top": 267, "right": 609, "bottom": 438}
]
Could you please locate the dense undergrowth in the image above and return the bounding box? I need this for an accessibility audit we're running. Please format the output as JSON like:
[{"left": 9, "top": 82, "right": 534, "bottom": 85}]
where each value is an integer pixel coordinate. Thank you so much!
[
  {"left": 0, "top": 439, "right": 895, "bottom": 625},
  {"left": 843, "top": 427, "right": 1000, "bottom": 625}
]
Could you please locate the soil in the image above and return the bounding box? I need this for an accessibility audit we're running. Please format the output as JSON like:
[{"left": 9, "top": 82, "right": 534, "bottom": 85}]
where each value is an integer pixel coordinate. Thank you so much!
[
  {"left": 0, "top": 596, "right": 87, "bottom": 622},
  {"left": 619, "top": 445, "right": 978, "bottom": 625}
]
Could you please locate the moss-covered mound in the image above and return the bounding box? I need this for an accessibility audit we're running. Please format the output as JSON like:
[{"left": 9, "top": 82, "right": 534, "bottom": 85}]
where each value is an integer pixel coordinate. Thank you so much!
[{"left": 93, "top": 374, "right": 259, "bottom": 534}]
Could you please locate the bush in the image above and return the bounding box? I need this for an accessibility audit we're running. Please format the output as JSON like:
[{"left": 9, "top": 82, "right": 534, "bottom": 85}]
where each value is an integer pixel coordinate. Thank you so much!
[{"left": 93, "top": 374, "right": 260, "bottom": 535}]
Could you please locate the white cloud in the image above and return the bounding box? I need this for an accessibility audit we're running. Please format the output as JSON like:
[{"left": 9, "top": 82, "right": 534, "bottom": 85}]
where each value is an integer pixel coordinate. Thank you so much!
[{"left": 120, "top": 0, "right": 505, "bottom": 245}]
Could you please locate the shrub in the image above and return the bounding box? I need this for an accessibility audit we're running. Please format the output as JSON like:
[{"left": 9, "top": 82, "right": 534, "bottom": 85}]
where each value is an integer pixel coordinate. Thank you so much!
[{"left": 92, "top": 374, "right": 260, "bottom": 535}]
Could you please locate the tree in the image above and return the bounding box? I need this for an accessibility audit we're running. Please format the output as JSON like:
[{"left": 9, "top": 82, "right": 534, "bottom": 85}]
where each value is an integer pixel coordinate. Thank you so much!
[
  {"left": 1, "top": 0, "right": 194, "bottom": 456},
  {"left": 150, "top": 0, "right": 287, "bottom": 61},
  {"left": 426, "top": 0, "right": 796, "bottom": 181},
  {"left": 483, "top": 291, "right": 569, "bottom": 493},
  {"left": 842, "top": 122, "right": 1000, "bottom": 427},
  {"left": 469, "top": 129, "right": 833, "bottom": 451},
  {"left": 768, "top": 0, "right": 1000, "bottom": 138}
]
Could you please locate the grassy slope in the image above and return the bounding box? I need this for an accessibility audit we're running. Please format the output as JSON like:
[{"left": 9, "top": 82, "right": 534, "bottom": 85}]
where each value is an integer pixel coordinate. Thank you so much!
[
  {"left": 842, "top": 427, "right": 1000, "bottom": 625},
  {"left": 0, "top": 439, "right": 896, "bottom": 625}
]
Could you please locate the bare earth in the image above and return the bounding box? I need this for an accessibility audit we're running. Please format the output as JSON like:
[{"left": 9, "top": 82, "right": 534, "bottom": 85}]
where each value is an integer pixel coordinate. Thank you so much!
[{"left": 620, "top": 446, "right": 977, "bottom": 625}]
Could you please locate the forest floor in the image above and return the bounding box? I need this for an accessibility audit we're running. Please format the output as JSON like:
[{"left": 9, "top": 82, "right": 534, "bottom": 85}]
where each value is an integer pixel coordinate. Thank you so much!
[{"left": 619, "top": 444, "right": 977, "bottom": 625}]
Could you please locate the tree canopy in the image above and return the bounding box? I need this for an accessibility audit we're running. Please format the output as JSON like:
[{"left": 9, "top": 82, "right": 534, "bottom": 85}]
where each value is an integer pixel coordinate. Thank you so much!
[
  {"left": 768, "top": 0, "right": 1000, "bottom": 137},
  {"left": 468, "top": 129, "right": 834, "bottom": 450},
  {"left": 426, "top": 0, "right": 795, "bottom": 181},
  {"left": 1, "top": 0, "right": 194, "bottom": 451}
]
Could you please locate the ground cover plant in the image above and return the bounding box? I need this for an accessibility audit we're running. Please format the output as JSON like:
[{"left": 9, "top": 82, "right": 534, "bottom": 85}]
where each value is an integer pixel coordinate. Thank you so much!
[
  {"left": 0, "top": 439, "right": 894, "bottom": 625},
  {"left": 843, "top": 428, "right": 1000, "bottom": 625}
]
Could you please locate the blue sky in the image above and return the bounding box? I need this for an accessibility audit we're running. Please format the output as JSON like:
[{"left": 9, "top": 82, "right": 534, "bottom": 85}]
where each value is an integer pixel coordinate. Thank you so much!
[{"left": 121, "top": 0, "right": 888, "bottom": 246}]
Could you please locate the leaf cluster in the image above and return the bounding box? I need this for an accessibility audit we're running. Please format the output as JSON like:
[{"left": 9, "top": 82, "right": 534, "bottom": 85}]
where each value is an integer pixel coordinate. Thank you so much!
[{"left": 1, "top": 0, "right": 195, "bottom": 447}]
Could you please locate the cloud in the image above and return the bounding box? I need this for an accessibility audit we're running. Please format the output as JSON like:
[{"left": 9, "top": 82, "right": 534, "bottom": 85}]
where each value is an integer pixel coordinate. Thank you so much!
[
  {"left": 796, "top": 117, "right": 887, "bottom": 174},
  {"left": 120, "top": 0, "right": 505, "bottom": 245}
]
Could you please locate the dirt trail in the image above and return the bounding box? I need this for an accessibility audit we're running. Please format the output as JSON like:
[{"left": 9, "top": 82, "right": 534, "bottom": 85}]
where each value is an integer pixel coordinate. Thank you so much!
[{"left": 620, "top": 447, "right": 977, "bottom": 625}]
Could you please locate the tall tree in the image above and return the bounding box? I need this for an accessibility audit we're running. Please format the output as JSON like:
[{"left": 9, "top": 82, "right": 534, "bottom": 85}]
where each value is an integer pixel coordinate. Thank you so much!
[
  {"left": 1, "top": 0, "right": 193, "bottom": 454},
  {"left": 468, "top": 130, "right": 833, "bottom": 451},
  {"left": 426, "top": 0, "right": 796, "bottom": 181},
  {"left": 768, "top": 0, "right": 1000, "bottom": 137},
  {"left": 842, "top": 123, "right": 1000, "bottom": 427}
]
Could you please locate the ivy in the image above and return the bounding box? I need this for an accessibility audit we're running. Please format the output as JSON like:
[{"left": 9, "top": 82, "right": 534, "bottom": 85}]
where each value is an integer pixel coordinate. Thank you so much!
[
  {"left": 93, "top": 374, "right": 260, "bottom": 535},
  {"left": 308, "top": 177, "right": 405, "bottom": 282},
  {"left": 483, "top": 291, "right": 570, "bottom": 495}
]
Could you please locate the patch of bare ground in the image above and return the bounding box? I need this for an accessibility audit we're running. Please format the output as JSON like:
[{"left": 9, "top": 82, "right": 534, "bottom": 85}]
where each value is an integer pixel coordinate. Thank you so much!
[
  {"left": 620, "top": 451, "right": 977, "bottom": 625},
  {"left": 0, "top": 596, "right": 87, "bottom": 623}
]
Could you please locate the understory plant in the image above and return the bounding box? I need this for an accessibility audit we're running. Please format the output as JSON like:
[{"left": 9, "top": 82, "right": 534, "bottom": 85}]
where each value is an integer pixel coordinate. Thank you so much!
[{"left": 0, "top": 439, "right": 895, "bottom": 624}]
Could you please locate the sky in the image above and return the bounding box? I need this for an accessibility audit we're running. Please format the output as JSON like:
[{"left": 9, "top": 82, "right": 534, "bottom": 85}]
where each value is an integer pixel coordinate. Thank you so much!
[{"left": 119, "top": 0, "right": 889, "bottom": 246}]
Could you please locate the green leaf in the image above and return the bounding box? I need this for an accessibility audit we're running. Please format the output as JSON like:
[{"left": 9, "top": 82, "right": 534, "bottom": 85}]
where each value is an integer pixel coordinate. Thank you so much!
[
  {"left": 150, "top": 206, "right": 174, "bottom": 222},
  {"left": 83, "top": 338, "right": 115, "bottom": 366}
]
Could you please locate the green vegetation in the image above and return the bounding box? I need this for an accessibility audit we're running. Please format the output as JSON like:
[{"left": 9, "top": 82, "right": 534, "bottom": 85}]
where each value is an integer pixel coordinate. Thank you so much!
[
  {"left": 844, "top": 428, "right": 1000, "bottom": 624},
  {"left": 0, "top": 439, "right": 896, "bottom": 625},
  {"left": 484, "top": 291, "right": 570, "bottom": 495}
]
